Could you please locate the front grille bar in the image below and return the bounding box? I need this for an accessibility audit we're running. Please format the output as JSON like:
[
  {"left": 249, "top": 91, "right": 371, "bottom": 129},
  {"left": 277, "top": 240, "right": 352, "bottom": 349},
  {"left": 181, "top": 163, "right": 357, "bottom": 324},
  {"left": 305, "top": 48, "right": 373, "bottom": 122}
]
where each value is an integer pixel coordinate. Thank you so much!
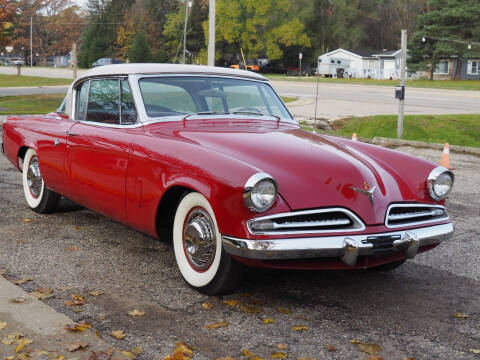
[{"left": 386, "top": 204, "right": 448, "bottom": 228}]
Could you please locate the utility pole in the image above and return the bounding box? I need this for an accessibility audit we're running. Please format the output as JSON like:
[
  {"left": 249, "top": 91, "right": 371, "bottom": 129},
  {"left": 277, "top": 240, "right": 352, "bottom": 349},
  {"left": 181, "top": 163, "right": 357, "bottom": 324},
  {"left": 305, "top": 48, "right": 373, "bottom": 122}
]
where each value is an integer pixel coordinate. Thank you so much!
[
  {"left": 208, "top": 0, "right": 215, "bottom": 66},
  {"left": 30, "top": 17, "right": 33, "bottom": 67},
  {"left": 72, "top": 43, "right": 77, "bottom": 80},
  {"left": 182, "top": 1, "right": 192, "bottom": 64},
  {"left": 397, "top": 29, "right": 407, "bottom": 139}
]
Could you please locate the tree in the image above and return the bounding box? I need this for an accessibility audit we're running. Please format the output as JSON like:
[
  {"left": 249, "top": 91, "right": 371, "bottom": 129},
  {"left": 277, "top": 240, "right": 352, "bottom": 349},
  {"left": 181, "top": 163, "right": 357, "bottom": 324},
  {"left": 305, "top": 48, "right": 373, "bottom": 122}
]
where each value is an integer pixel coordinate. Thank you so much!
[
  {"left": 409, "top": 0, "right": 480, "bottom": 79},
  {"left": 0, "top": 0, "right": 16, "bottom": 46},
  {"left": 128, "top": 32, "right": 152, "bottom": 62}
]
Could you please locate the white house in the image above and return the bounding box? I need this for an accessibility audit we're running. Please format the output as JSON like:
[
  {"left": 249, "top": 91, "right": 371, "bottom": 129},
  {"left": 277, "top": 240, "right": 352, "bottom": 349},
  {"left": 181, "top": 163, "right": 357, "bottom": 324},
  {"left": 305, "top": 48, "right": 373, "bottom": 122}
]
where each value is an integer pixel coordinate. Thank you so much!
[{"left": 317, "top": 49, "right": 404, "bottom": 79}]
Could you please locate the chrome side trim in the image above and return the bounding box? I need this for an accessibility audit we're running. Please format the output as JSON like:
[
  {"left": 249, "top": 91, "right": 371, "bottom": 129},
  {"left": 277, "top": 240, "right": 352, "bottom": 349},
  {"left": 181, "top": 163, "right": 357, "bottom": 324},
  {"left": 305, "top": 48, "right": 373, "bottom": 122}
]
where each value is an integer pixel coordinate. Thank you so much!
[
  {"left": 385, "top": 203, "right": 449, "bottom": 229},
  {"left": 247, "top": 207, "right": 365, "bottom": 235},
  {"left": 222, "top": 223, "right": 454, "bottom": 261}
]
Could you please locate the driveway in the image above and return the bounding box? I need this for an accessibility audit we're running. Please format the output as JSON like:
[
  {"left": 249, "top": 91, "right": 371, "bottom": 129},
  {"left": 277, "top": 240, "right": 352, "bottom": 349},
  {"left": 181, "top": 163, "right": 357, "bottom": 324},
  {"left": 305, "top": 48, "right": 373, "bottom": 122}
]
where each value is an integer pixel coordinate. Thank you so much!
[{"left": 0, "top": 123, "right": 479, "bottom": 359}]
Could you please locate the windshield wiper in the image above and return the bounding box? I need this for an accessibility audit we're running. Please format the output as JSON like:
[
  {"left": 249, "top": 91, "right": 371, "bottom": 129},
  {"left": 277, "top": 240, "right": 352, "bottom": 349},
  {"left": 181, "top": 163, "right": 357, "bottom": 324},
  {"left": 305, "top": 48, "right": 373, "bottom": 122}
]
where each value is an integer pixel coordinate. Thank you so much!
[
  {"left": 183, "top": 111, "right": 230, "bottom": 121},
  {"left": 232, "top": 111, "right": 281, "bottom": 121}
]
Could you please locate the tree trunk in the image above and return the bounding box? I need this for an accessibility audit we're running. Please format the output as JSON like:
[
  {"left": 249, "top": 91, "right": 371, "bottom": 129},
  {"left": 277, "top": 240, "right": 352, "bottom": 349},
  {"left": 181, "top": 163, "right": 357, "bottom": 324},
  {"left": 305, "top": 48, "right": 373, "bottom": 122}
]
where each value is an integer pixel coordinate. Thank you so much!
[
  {"left": 454, "top": 57, "right": 462, "bottom": 80},
  {"left": 430, "top": 58, "right": 436, "bottom": 80}
]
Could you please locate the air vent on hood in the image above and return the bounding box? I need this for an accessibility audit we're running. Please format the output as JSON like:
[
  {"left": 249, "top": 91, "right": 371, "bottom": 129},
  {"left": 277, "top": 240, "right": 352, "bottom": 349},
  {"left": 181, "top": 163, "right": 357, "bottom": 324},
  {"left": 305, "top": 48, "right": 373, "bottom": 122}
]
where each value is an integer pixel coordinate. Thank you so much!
[
  {"left": 247, "top": 208, "right": 365, "bottom": 235},
  {"left": 386, "top": 204, "right": 448, "bottom": 228}
]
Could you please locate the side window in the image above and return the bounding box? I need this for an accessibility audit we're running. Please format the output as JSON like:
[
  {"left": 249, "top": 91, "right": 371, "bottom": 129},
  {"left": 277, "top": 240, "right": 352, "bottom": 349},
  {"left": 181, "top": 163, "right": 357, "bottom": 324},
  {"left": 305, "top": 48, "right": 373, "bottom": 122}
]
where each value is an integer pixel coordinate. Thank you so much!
[
  {"left": 86, "top": 79, "right": 120, "bottom": 124},
  {"left": 121, "top": 80, "right": 137, "bottom": 125},
  {"left": 76, "top": 80, "right": 89, "bottom": 120}
]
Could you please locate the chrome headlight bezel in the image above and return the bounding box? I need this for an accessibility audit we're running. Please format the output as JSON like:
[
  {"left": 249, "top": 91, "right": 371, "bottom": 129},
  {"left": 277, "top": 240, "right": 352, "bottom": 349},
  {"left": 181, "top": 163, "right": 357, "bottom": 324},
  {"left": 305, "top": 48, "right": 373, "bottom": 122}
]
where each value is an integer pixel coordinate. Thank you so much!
[
  {"left": 427, "top": 166, "right": 454, "bottom": 201},
  {"left": 243, "top": 172, "right": 278, "bottom": 212}
]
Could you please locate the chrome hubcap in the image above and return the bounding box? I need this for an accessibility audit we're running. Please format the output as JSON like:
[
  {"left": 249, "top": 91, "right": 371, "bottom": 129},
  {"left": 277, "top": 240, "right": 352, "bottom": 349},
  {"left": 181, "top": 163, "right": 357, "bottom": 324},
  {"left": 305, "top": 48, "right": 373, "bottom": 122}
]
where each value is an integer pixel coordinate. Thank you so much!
[
  {"left": 27, "top": 156, "right": 42, "bottom": 198},
  {"left": 183, "top": 208, "right": 216, "bottom": 271}
]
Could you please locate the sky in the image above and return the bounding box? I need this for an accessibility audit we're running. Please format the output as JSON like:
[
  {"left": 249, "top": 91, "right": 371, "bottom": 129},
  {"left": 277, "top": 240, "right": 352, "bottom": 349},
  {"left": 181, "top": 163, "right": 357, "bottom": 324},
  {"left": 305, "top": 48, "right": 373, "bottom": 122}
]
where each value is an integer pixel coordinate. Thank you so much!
[{"left": 73, "top": 0, "right": 88, "bottom": 8}]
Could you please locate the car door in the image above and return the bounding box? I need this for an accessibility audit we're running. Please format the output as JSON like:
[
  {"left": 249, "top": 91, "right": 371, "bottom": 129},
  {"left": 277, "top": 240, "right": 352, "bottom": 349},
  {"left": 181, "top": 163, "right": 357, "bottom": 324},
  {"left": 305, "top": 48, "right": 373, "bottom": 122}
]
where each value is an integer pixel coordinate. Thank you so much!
[{"left": 65, "top": 77, "right": 139, "bottom": 223}]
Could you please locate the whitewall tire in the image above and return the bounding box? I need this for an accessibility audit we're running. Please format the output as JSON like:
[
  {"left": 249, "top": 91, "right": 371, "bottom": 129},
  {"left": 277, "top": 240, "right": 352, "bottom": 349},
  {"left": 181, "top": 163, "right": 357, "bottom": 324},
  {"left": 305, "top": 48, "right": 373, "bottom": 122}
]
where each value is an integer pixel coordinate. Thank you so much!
[
  {"left": 173, "top": 192, "right": 243, "bottom": 294},
  {"left": 22, "top": 148, "right": 60, "bottom": 214}
]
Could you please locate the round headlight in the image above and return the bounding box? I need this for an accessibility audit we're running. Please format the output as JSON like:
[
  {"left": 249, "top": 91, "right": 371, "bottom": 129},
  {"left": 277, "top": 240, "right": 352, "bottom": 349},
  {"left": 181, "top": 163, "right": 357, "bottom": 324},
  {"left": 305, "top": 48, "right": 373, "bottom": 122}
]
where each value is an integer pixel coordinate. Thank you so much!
[
  {"left": 428, "top": 167, "right": 454, "bottom": 201},
  {"left": 244, "top": 172, "right": 278, "bottom": 212}
]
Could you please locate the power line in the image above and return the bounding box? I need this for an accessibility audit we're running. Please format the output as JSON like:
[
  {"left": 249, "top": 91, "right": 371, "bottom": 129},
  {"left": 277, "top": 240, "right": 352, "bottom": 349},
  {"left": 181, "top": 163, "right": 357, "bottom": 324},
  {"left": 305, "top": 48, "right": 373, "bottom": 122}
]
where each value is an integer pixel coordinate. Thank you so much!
[{"left": 422, "top": 35, "right": 480, "bottom": 47}]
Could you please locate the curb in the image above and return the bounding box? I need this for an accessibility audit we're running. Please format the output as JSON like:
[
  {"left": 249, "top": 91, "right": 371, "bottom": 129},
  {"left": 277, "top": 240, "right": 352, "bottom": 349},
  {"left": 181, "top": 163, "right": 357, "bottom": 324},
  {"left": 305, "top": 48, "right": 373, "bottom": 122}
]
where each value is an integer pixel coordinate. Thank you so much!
[
  {"left": 0, "top": 275, "right": 128, "bottom": 359},
  {"left": 370, "top": 137, "right": 480, "bottom": 156}
]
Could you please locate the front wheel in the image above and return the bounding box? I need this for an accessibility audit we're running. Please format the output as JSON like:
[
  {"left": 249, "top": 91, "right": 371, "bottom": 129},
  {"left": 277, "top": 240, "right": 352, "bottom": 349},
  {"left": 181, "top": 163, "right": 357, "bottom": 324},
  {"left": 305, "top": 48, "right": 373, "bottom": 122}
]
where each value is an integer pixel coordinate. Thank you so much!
[
  {"left": 22, "top": 148, "right": 60, "bottom": 214},
  {"left": 173, "top": 192, "right": 243, "bottom": 295}
]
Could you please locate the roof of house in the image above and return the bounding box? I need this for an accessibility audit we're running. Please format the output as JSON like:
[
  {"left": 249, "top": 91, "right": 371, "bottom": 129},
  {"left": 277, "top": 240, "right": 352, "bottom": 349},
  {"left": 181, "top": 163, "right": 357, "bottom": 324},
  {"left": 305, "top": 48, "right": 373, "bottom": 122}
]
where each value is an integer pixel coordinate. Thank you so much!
[
  {"left": 319, "top": 48, "right": 401, "bottom": 59},
  {"left": 80, "top": 63, "right": 267, "bottom": 82}
]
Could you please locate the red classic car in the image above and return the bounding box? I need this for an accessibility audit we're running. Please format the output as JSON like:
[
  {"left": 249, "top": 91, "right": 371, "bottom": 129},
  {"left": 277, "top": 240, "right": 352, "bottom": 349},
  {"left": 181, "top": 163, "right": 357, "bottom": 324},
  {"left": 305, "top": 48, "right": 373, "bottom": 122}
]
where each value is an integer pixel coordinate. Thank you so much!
[{"left": 1, "top": 64, "right": 454, "bottom": 294}]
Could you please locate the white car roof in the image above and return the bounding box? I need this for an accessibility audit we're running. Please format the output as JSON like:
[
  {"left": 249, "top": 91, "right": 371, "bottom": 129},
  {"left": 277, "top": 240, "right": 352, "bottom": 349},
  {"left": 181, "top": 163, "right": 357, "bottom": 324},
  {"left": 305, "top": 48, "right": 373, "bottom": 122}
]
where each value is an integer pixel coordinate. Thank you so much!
[{"left": 79, "top": 63, "right": 267, "bottom": 82}]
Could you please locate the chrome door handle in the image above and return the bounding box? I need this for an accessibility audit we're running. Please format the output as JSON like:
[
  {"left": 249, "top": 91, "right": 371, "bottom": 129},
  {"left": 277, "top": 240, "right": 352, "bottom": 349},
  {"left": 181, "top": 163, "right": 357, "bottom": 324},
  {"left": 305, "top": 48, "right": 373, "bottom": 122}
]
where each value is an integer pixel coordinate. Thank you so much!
[{"left": 65, "top": 130, "right": 78, "bottom": 136}]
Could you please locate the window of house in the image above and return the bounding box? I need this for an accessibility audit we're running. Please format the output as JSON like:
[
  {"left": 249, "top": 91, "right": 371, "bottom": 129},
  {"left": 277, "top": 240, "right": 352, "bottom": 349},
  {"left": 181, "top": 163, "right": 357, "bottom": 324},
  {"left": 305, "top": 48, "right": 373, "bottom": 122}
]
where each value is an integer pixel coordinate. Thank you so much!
[
  {"left": 468, "top": 60, "right": 480, "bottom": 75},
  {"left": 435, "top": 60, "right": 449, "bottom": 74}
]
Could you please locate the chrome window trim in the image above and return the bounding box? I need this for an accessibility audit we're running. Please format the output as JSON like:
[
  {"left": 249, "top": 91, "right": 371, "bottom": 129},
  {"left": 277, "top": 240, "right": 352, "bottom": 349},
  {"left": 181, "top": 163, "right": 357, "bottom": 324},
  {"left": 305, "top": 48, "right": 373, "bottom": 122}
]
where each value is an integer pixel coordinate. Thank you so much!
[
  {"left": 385, "top": 203, "right": 449, "bottom": 229},
  {"left": 130, "top": 74, "right": 296, "bottom": 125},
  {"left": 247, "top": 207, "right": 366, "bottom": 235}
]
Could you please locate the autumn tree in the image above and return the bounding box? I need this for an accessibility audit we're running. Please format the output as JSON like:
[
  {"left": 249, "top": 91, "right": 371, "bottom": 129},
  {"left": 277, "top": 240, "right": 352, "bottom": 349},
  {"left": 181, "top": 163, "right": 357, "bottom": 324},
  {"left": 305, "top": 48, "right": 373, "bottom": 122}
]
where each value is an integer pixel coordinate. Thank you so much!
[
  {"left": 128, "top": 31, "right": 152, "bottom": 62},
  {"left": 0, "top": 0, "right": 16, "bottom": 46}
]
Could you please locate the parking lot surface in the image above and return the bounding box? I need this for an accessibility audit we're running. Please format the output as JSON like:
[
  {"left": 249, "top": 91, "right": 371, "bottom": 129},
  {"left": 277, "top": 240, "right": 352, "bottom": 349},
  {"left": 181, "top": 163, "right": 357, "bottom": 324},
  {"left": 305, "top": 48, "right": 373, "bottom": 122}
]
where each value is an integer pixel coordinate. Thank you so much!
[{"left": 0, "top": 126, "right": 479, "bottom": 359}]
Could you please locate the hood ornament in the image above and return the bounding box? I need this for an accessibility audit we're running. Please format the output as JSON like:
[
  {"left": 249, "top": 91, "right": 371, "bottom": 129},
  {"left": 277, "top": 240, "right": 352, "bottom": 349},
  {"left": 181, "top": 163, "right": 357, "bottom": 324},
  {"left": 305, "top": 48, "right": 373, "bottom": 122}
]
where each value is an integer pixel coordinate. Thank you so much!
[{"left": 350, "top": 182, "right": 377, "bottom": 206}]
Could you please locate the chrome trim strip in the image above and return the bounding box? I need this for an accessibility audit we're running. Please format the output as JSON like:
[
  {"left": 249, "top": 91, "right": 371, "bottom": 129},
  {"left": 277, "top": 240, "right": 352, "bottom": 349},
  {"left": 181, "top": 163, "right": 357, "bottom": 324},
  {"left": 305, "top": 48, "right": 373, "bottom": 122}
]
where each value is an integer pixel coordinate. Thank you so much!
[
  {"left": 271, "top": 219, "right": 351, "bottom": 229},
  {"left": 385, "top": 203, "right": 449, "bottom": 229},
  {"left": 222, "top": 223, "right": 454, "bottom": 260},
  {"left": 388, "top": 210, "right": 444, "bottom": 221},
  {"left": 247, "top": 207, "right": 365, "bottom": 235}
]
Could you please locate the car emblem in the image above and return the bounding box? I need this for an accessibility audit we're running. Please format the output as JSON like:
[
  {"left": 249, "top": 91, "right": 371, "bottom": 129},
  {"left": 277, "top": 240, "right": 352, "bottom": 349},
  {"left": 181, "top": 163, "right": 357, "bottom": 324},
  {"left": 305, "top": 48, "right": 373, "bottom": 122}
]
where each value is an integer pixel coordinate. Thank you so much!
[{"left": 350, "top": 183, "right": 377, "bottom": 206}]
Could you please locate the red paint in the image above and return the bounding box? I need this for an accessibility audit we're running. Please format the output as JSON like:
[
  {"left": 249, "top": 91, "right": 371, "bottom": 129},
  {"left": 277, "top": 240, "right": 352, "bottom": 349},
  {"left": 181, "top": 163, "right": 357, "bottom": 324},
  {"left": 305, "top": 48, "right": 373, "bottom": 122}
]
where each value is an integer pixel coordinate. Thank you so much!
[{"left": 2, "top": 114, "right": 448, "bottom": 269}]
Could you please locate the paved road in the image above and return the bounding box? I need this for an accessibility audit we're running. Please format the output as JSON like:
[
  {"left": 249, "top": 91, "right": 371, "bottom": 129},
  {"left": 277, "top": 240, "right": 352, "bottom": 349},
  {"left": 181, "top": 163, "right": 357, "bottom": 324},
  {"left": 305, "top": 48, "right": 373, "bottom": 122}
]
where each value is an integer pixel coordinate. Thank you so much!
[
  {"left": 0, "top": 123, "right": 479, "bottom": 359},
  {"left": 1, "top": 66, "right": 480, "bottom": 120}
]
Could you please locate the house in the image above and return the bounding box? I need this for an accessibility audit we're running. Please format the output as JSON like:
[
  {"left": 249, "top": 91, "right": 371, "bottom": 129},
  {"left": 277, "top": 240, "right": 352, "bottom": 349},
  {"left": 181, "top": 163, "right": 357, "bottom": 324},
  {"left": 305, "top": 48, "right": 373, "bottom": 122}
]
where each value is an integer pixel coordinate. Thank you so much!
[
  {"left": 317, "top": 48, "right": 404, "bottom": 79},
  {"left": 429, "top": 58, "right": 480, "bottom": 80}
]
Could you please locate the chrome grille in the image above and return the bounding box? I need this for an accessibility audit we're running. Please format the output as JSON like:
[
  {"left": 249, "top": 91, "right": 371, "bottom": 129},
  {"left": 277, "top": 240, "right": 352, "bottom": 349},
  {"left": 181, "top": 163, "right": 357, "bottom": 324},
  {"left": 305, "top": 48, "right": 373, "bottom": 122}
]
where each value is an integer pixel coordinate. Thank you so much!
[
  {"left": 386, "top": 204, "right": 448, "bottom": 228},
  {"left": 247, "top": 208, "right": 365, "bottom": 235}
]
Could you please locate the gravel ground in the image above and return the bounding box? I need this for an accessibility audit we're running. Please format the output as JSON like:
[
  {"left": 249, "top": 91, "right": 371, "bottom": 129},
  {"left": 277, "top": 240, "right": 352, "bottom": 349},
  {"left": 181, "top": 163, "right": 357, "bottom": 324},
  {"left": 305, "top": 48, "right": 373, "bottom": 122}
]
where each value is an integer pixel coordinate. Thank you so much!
[{"left": 0, "top": 128, "right": 479, "bottom": 359}]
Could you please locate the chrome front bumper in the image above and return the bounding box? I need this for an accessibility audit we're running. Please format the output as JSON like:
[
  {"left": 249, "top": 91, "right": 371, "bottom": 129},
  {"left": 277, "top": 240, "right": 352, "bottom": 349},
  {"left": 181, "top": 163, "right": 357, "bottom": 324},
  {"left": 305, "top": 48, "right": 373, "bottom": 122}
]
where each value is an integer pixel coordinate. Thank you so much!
[{"left": 222, "top": 223, "right": 454, "bottom": 266}]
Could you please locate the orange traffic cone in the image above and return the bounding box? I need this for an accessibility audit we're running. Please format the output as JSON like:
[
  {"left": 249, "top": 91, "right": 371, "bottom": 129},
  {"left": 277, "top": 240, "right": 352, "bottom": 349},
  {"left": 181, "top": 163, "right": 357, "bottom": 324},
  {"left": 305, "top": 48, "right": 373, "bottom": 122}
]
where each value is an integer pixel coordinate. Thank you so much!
[
  {"left": 352, "top": 133, "right": 358, "bottom": 142},
  {"left": 440, "top": 143, "right": 455, "bottom": 170}
]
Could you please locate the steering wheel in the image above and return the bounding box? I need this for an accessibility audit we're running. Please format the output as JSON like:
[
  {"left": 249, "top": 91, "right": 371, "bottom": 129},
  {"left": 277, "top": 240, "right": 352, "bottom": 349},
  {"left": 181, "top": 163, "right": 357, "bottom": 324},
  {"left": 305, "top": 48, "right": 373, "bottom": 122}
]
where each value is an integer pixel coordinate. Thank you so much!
[{"left": 235, "top": 107, "right": 262, "bottom": 114}]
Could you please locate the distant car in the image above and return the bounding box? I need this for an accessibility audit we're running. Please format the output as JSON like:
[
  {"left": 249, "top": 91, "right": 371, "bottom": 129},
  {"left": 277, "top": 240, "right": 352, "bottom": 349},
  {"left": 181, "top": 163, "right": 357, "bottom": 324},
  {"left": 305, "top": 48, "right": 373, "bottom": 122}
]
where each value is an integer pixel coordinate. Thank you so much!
[
  {"left": 287, "top": 64, "right": 317, "bottom": 76},
  {"left": 12, "top": 58, "right": 25, "bottom": 66},
  {"left": 230, "top": 59, "right": 260, "bottom": 72},
  {"left": 92, "top": 58, "right": 122, "bottom": 68},
  {"left": 1, "top": 63, "right": 455, "bottom": 295},
  {"left": 260, "top": 61, "right": 287, "bottom": 74}
]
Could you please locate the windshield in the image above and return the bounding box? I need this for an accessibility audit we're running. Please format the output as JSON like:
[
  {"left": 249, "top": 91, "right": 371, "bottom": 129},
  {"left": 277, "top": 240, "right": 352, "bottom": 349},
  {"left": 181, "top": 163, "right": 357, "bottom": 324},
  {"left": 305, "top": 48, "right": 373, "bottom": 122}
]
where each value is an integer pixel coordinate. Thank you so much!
[{"left": 138, "top": 76, "right": 293, "bottom": 122}]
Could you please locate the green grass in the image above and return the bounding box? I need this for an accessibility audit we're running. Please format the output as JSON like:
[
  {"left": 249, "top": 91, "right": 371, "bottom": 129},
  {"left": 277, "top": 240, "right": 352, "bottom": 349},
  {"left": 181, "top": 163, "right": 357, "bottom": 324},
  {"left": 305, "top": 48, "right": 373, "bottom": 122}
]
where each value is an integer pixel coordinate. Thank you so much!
[
  {"left": 266, "top": 74, "right": 480, "bottom": 91},
  {"left": 321, "top": 114, "right": 480, "bottom": 148},
  {"left": 0, "top": 74, "right": 72, "bottom": 87},
  {"left": 0, "top": 94, "right": 64, "bottom": 115}
]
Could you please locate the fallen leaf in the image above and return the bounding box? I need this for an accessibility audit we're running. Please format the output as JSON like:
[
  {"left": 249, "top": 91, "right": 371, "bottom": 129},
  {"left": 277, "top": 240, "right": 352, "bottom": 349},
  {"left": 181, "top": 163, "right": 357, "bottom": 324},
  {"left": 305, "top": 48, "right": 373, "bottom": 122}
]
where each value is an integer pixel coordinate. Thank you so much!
[
  {"left": 240, "top": 304, "right": 263, "bottom": 314},
  {"left": 453, "top": 313, "right": 470, "bottom": 319},
  {"left": 112, "top": 330, "right": 126, "bottom": 339},
  {"left": 0, "top": 321, "right": 7, "bottom": 330},
  {"left": 75, "top": 226, "right": 82, "bottom": 230},
  {"left": 223, "top": 299, "right": 240, "bottom": 307},
  {"left": 470, "top": 349, "right": 480, "bottom": 354},
  {"left": 120, "top": 351, "right": 136, "bottom": 359},
  {"left": 263, "top": 318, "right": 275, "bottom": 324},
  {"left": 2, "top": 332, "right": 24, "bottom": 345},
  {"left": 72, "top": 307, "right": 83, "bottom": 313},
  {"left": 78, "top": 321, "right": 92, "bottom": 328},
  {"left": 0, "top": 269, "right": 6, "bottom": 275},
  {"left": 276, "top": 344, "right": 288, "bottom": 350},
  {"left": 66, "top": 342, "right": 88, "bottom": 352},
  {"left": 57, "top": 356, "right": 65, "bottom": 360},
  {"left": 241, "top": 348, "right": 263, "bottom": 360},
  {"left": 128, "top": 309, "right": 145, "bottom": 317},
  {"left": 205, "top": 321, "right": 229, "bottom": 329},
  {"left": 15, "top": 339, "right": 33, "bottom": 353},
  {"left": 325, "top": 344, "right": 337, "bottom": 352},
  {"left": 65, "top": 324, "right": 86, "bottom": 332},
  {"left": 5, "top": 356, "right": 14, "bottom": 360},
  {"left": 241, "top": 292, "right": 252, "bottom": 297},
  {"left": 65, "top": 294, "right": 86, "bottom": 306},
  {"left": 98, "top": 315, "right": 106, "bottom": 321},
  {"left": 22, "top": 218, "right": 33, "bottom": 223},
  {"left": 290, "top": 325, "right": 308, "bottom": 331},
  {"left": 216, "top": 357, "right": 235, "bottom": 360},
  {"left": 65, "top": 246, "right": 81, "bottom": 252},
  {"left": 13, "top": 277, "right": 33, "bottom": 285},
  {"left": 10, "top": 297, "right": 26, "bottom": 304},
  {"left": 202, "top": 302, "right": 213, "bottom": 309},
  {"left": 350, "top": 340, "right": 381, "bottom": 355},
  {"left": 278, "top": 307, "right": 291, "bottom": 314},
  {"left": 95, "top": 330, "right": 102, "bottom": 338},
  {"left": 271, "top": 352, "right": 288, "bottom": 359},
  {"left": 30, "top": 288, "right": 53, "bottom": 300},
  {"left": 163, "top": 342, "right": 193, "bottom": 360},
  {"left": 248, "top": 298, "right": 265, "bottom": 306},
  {"left": 367, "top": 356, "right": 384, "bottom": 360},
  {"left": 89, "top": 290, "right": 105, "bottom": 296},
  {"left": 132, "top": 346, "right": 142, "bottom": 355},
  {"left": 297, "top": 358, "right": 319, "bottom": 360}
]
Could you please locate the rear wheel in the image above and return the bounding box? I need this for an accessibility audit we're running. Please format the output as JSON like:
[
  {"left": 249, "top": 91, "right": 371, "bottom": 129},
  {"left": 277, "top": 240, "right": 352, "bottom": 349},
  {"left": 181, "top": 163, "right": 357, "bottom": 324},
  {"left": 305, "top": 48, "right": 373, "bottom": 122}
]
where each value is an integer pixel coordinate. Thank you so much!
[
  {"left": 173, "top": 192, "right": 243, "bottom": 295},
  {"left": 22, "top": 148, "right": 60, "bottom": 214}
]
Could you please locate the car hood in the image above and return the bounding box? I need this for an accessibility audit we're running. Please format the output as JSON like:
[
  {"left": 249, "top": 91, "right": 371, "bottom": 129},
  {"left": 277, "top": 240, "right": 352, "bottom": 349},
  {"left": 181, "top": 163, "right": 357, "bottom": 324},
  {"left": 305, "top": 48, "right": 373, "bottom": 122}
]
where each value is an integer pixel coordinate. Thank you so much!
[{"left": 148, "top": 119, "right": 436, "bottom": 225}]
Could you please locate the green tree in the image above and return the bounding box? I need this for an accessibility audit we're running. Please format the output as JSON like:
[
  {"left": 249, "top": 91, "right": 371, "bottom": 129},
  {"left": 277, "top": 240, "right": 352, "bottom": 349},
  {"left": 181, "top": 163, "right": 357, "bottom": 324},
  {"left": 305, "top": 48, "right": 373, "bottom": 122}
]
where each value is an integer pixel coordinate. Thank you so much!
[
  {"left": 128, "top": 31, "right": 152, "bottom": 62},
  {"left": 409, "top": 0, "right": 480, "bottom": 79}
]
